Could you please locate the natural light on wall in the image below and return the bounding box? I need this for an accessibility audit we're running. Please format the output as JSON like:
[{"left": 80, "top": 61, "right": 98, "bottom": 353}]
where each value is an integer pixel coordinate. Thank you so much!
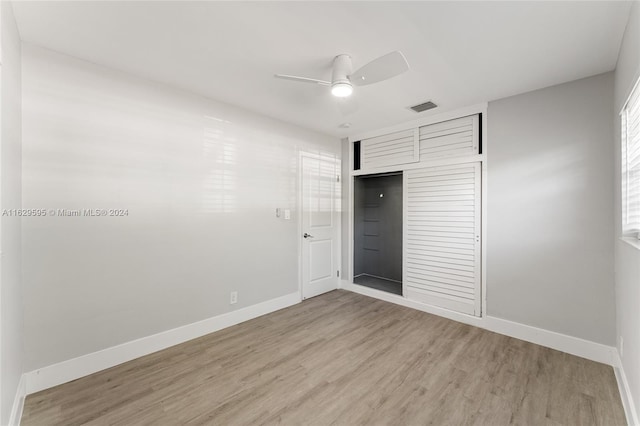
[
  {"left": 201, "top": 119, "right": 238, "bottom": 214},
  {"left": 622, "top": 76, "right": 640, "bottom": 236}
]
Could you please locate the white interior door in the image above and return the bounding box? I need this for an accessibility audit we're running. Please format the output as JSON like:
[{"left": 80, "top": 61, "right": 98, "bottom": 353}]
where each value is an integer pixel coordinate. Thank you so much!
[{"left": 301, "top": 153, "right": 339, "bottom": 299}]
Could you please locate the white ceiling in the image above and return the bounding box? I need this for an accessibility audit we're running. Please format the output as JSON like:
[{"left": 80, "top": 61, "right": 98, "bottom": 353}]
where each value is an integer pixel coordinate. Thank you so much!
[{"left": 12, "top": 1, "right": 633, "bottom": 138}]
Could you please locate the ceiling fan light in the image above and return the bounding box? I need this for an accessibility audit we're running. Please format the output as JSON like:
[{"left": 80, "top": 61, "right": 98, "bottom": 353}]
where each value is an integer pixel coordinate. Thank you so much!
[{"left": 331, "top": 82, "right": 353, "bottom": 98}]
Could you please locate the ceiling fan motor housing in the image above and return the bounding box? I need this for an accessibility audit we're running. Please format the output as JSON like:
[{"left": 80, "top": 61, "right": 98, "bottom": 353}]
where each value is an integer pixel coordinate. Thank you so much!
[{"left": 332, "top": 54, "right": 353, "bottom": 91}]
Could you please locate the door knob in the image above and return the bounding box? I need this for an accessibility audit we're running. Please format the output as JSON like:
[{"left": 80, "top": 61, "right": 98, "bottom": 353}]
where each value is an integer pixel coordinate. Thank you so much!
[{"left": 303, "top": 233, "right": 314, "bottom": 239}]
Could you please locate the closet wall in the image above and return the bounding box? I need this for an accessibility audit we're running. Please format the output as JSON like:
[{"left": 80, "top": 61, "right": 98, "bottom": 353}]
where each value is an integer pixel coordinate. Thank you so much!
[{"left": 354, "top": 174, "right": 403, "bottom": 282}]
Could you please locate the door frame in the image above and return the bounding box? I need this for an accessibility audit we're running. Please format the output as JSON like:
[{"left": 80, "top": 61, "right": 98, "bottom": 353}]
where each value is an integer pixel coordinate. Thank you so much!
[
  {"left": 298, "top": 151, "right": 341, "bottom": 301},
  {"left": 345, "top": 103, "right": 488, "bottom": 318}
]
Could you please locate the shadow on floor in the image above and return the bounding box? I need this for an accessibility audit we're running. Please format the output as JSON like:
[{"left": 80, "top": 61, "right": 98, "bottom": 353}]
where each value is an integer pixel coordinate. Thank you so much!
[{"left": 353, "top": 274, "right": 402, "bottom": 295}]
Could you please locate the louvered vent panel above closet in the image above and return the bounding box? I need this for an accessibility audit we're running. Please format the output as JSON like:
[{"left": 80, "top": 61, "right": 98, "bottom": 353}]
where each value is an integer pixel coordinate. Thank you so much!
[
  {"left": 404, "top": 163, "right": 481, "bottom": 316},
  {"left": 419, "top": 115, "right": 479, "bottom": 160},
  {"left": 361, "top": 129, "right": 418, "bottom": 170}
]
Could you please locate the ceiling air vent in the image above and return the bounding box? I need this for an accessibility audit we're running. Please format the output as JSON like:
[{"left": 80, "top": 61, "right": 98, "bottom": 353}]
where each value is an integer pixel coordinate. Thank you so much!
[{"left": 409, "top": 101, "right": 437, "bottom": 113}]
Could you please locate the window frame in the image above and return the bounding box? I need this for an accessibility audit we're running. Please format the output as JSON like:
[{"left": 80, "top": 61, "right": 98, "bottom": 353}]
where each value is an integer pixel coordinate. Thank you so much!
[{"left": 621, "top": 75, "right": 640, "bottom": 237}]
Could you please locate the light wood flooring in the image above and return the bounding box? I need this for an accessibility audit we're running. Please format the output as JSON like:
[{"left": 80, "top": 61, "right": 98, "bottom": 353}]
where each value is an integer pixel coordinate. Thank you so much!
[{"left": 22, "top": 290, "right": 625, "bottom": 425}]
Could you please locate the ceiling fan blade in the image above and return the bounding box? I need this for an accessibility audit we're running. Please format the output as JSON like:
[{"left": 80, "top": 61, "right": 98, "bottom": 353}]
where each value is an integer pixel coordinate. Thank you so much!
[
  {"left": 349, "top": 51, "right": 409, "bottom": 87},
  {"left": 274, "top": 74, "right": 331, "bottom": 86}
]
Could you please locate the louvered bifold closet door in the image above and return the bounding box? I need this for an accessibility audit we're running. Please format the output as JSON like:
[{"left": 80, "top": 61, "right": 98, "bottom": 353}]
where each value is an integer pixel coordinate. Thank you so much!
[
  {"left": 419, "top": 115, "right": 479, "bottom": 160},
  {"left": 361, "top": 128, "right": 418, "bottom": 170},
  {"left": 404, "top": 163, "right": 481, "bottom": 316}
]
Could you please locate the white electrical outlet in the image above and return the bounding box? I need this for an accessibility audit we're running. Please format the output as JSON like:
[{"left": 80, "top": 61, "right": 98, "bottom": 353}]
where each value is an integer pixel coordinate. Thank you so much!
[
  {"left": 620, "top": 336, "right": 624, "bottom": 358},
  {"left": 230, "top": 291, "right": 238, "bottom": 305}
]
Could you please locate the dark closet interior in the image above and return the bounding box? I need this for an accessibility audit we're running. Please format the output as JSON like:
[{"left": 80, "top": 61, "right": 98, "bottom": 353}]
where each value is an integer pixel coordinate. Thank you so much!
[{"left": 353, "top": 173, "right": 403, "bottom": 295}]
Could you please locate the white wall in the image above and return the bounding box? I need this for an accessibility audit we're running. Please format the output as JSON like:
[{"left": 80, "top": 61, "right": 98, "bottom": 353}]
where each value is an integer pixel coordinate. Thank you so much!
[
  {"left": 0, "top": 1, "right": 23, "bottom": 424},
  {"left": 487, "top": 72, "right": 615, "bottom": 345},
  {"left": 21, "top": 45, "right": 339, "bottom": 371},
  {"left": 614, "top": 1, "right": 640, "bottom": 423}
]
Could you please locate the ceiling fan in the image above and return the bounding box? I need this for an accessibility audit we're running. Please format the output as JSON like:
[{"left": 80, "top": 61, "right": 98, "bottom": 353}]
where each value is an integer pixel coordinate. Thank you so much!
[{"left": 274, "top": 51, "right": 409, "bottom": 98}]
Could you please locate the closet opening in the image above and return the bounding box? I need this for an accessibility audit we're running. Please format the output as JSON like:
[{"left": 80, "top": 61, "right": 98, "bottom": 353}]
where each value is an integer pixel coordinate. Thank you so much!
[{"left": 353, "top": 172, "right": 403, "bottom": 295}]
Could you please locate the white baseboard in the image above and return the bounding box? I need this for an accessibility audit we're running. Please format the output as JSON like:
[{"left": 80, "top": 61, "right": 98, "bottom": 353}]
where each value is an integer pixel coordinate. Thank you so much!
[
  {"left": 343, "top": 282, "right": 616, "bottom": 366},
  {"left": 343, "top": 282, "right": 484, "bottom": 328},
  {"left": 614, "top": 352, "right": 640, "bottom": 426},
  {"left": 9, "top": 374, "right": 26, "bottom": 426},
  {"left": 25, "top": 291, "right": 301, "bottom": 395},
  {"left": 483, "top": 316, "right": 616, "bottom": 366}
]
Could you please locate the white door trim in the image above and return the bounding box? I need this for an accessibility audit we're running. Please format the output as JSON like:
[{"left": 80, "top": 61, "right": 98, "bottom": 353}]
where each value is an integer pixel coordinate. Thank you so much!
[{"left": 297, "top": 152, "right": 304, "bottom": 302}]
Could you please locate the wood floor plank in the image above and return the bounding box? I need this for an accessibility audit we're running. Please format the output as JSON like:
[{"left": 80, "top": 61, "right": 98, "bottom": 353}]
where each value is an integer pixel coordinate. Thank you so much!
[{"left": 22, "top": 291, "right": 626, "bottom": 425}]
